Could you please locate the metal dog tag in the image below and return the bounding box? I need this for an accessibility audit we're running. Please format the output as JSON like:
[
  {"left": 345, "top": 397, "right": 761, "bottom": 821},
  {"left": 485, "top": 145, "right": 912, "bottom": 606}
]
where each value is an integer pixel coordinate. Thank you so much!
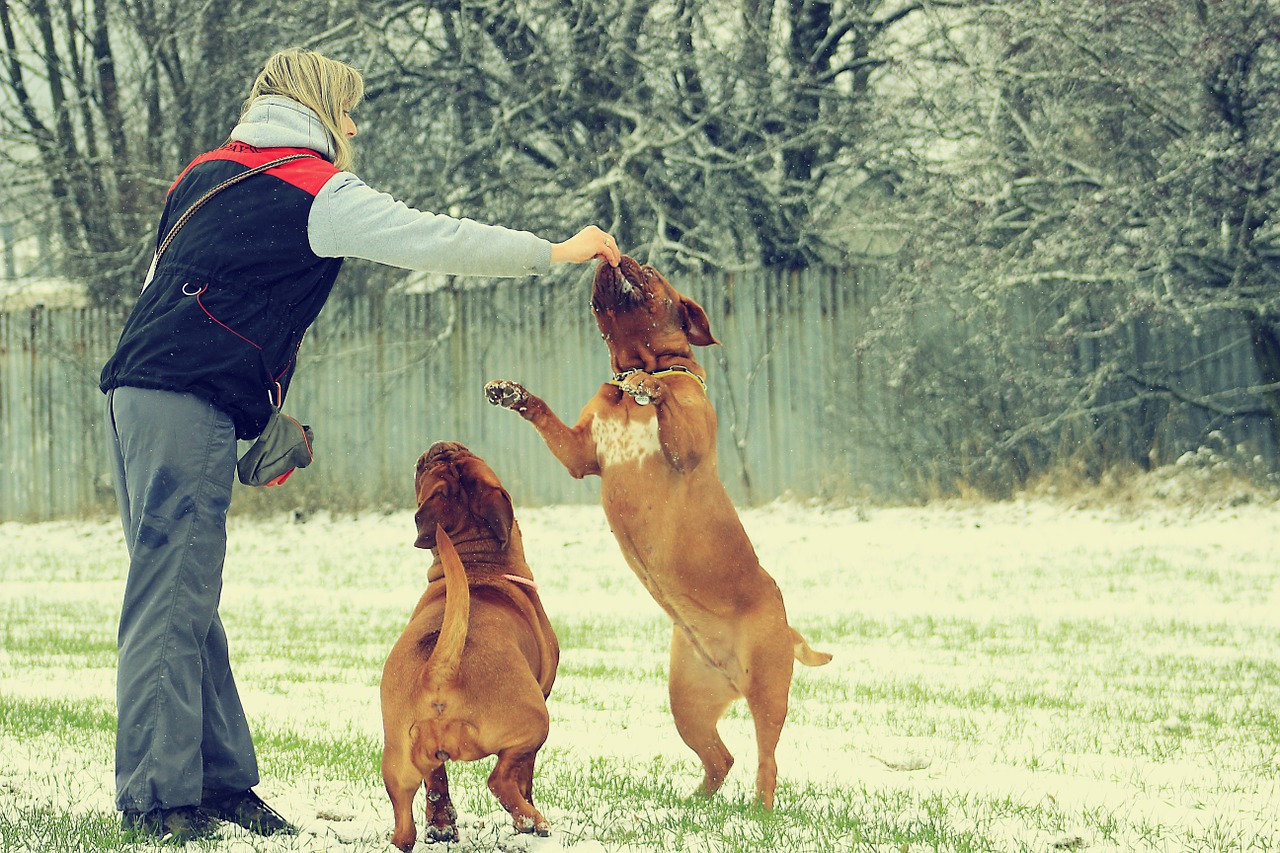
[{"left": 633, "top": 394, "right": 651, "bottom": 406}]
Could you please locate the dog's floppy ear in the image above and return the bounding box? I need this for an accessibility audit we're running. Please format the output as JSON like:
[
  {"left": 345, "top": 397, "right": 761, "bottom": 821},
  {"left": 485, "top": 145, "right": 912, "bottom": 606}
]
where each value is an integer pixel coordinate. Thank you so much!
[
  {"left": 680, "top": 295, "right": 720, "bottom": 346},
  {"left": 471, "top": 483, "right": 515, "bottom": 549},
  {"left": 413, "top": 483, "right": 446, "bottom": 550},
  {"left": 413, "top": 505, "right": 439, "bottom": 549},
  {"left": 414, "top": 515, "right": 438, "bottom": 549}
]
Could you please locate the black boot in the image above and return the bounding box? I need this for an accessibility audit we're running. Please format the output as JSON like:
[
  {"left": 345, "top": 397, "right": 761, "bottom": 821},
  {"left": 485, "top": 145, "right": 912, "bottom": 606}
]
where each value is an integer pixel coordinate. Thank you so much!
[
  {"left": 121, "top": 805, "right": 220, "bottom": 844},
  {"left": 200, "top": 788, "right": 297, "bottom": 836}
]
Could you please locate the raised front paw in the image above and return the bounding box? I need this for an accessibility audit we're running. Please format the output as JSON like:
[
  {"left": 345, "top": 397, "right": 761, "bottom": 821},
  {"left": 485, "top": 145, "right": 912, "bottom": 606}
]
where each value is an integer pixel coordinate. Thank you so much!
[
  {"left": 485, "top": 379, "right": 529, "bottom": 411},
  {"left": 619, "top": 372, "right": 663, "bottom": 406}
]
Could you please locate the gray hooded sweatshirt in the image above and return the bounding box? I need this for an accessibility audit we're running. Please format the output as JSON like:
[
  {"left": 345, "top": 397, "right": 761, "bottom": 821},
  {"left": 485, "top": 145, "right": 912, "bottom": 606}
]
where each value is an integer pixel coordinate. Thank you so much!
[{"left": 229, "top": 95, "right": 554, "bottom": 277}]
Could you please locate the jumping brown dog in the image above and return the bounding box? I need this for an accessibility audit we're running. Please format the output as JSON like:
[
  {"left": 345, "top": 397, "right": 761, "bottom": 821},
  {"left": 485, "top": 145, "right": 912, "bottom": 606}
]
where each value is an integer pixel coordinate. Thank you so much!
[
  {"left": 485, "top": 256, "right": 831, "bottom": 809},
  {"left": 380, "top": 441, "right": 559, "bottom": 849}
]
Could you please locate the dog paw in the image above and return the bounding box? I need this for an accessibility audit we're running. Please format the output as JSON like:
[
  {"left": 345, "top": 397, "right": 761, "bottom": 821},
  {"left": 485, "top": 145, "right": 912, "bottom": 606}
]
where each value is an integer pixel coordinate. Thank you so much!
[
  {"left": 485, "top": 380, "right": 528, "bottom": 411},
  {"left": 512, "top": 811, "right": 551, "bottom": 837},
  {"left": 619, "top": 373, "right": 663, "bottom": 405},
  {"left": 425, "top": 824, "right": 459, "bottom": 843}
]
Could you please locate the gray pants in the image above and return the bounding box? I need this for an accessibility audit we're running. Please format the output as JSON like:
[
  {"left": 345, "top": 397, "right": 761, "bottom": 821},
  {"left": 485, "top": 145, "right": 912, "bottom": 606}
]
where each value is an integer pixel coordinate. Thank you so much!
[{"left": 105, "top": 386, "right": 259, "bottom": 812}]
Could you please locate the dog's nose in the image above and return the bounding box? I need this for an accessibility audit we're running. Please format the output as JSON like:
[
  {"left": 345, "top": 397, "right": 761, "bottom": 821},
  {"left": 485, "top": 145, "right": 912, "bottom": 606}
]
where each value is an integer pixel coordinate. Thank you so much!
[
  {"left": 426, "top": 440, "right": 465, "bottom": 462},
  {"left": 593, "top": 261, "right": 644, "bottom": 308},
  {"left": 609, "top": 264, "right": 634, "bottom": 295}
]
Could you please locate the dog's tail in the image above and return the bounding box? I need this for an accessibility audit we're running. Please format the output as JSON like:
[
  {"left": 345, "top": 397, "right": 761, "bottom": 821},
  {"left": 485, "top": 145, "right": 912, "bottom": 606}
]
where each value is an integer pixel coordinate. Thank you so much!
[
  {"left": 790, "top": 626, "right": 833, "bottom": 667},
  {"left": 424, "top": 524, "right": 470, "bottom": 689}
]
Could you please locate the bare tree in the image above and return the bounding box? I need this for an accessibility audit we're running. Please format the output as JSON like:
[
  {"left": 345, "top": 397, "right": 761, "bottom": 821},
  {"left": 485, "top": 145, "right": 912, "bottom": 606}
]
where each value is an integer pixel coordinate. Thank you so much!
[
  {"left": 863, "top": 0, "right": 1280, "bottom": 490},
  {"left": 344, "top": 0, "right": 931, "bottom": 274},
  {"left": 1, "top": 0, "right": 934, "bottom": 304},
  {"left": 0, "top": 0, "right": 357, "bottom": 305}
]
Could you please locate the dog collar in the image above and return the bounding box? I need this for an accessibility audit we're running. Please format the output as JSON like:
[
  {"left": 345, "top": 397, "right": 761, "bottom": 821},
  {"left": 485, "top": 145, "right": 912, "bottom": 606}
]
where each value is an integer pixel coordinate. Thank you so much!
[
  {"left": 501, "top": 573, "right": 538, "bottom": 591},
  {"left": 427, "top": 571, "right": 538, "bottom": 591},
  {"left": 609, "top": 365, "right": 707, "bottom": 395}
]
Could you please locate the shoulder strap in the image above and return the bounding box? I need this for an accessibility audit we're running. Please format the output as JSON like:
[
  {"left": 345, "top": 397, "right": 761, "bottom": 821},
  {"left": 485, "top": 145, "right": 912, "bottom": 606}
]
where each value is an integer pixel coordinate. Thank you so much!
[{"left": 154, "top": 153, "right": 314, "bottom": 265}]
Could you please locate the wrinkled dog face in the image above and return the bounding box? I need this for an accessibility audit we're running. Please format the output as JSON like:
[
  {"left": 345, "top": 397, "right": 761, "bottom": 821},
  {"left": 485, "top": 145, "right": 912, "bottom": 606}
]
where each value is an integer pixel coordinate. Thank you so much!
[
  {"left": 590, "top": 257, "right": 719, "bottom": 369},
  {"left": 413, "top": 441, "right": 514, "bottom": 550}
]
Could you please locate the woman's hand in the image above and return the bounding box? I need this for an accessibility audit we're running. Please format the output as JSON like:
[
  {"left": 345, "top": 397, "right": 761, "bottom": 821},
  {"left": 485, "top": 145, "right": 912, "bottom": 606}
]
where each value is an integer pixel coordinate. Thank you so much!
[{"left": 550, "top": 225, "right": 621, "bottom": 266}]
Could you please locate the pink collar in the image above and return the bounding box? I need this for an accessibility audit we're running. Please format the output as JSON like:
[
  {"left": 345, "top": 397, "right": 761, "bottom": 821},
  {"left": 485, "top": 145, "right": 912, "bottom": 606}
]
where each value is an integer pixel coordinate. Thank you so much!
[{"left": 501, "top": 573, "right": 538, "bottom": 590}]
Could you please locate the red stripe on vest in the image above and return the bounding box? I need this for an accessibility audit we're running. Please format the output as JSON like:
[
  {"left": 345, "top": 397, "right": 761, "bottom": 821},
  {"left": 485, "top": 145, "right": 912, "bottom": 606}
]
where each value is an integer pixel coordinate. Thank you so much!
[{"left": 169, "top": 144, "right": 339, "bottom": 196}]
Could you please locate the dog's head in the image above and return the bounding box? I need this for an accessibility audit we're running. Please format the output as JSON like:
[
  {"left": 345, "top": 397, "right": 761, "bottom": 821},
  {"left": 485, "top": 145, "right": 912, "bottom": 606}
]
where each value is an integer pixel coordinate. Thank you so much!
[
  {"left": 591, "top": 256, "right": 719, "bottom": 371},
  {"left": 413, "top": 441, "right": 516, "bottom": 551}
]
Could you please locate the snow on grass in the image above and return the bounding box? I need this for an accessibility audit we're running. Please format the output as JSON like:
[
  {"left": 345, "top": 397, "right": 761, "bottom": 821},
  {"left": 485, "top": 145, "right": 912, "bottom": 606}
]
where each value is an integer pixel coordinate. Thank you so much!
[{"left": 2, "top": 495, "right": 1279, "bottom": 851}]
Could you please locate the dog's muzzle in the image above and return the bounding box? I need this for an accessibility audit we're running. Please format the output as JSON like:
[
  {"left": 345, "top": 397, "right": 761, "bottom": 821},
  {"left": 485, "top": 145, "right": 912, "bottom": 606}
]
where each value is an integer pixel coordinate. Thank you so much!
[
  {"left": 592, "top": 259, "right": 645, "bottom": 311},
  {"left": 425, "top": 440, "right": 468, "bottom": 465}
]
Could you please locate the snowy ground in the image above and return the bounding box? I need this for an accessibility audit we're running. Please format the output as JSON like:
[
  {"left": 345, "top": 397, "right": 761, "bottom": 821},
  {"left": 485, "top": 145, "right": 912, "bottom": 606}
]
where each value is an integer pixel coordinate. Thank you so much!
[{"left": 2, "top": 491, "right": 1279, "bottom": 851}]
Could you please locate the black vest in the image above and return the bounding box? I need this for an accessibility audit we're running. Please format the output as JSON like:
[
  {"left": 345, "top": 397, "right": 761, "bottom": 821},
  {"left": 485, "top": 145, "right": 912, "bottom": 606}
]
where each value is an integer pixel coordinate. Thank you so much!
[{"left": 101, "top": 144, "right": 343, "bottom": 439}]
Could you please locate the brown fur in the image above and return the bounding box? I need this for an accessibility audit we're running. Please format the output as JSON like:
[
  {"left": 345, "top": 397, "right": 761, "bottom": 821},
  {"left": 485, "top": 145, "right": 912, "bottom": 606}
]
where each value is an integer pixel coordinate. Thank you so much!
[
  {"left": 485, "top": 256, "right": 831, "bottom": 809},
  {"left": 380, "top": 441, "right": 559, "bottom": 849}
]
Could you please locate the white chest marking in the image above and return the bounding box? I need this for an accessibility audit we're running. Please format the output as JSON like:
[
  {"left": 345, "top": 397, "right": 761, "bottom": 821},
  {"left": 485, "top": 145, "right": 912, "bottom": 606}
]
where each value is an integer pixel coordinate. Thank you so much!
[{"left": 592, "top": 416, "right": 661, "bottom": 468}]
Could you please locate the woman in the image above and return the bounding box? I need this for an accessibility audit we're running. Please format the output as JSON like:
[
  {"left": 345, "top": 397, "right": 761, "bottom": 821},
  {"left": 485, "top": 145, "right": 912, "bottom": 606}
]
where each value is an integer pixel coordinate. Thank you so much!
[{"left": 100, "top": 48, "right": 620, "bottom": 843}]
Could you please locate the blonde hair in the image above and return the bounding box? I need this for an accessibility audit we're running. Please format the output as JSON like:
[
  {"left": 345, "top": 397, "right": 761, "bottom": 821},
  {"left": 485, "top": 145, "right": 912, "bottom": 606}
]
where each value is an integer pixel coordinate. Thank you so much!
[{"left": 244, "top": 48, "right": 364, "bottom": 170}]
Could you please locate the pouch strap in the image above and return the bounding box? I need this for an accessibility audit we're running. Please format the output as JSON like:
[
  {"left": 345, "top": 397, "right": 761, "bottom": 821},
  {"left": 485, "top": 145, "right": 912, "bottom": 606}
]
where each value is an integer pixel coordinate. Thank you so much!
[{"left": 154, "top": 154, "right": 315, "bottom": 266}]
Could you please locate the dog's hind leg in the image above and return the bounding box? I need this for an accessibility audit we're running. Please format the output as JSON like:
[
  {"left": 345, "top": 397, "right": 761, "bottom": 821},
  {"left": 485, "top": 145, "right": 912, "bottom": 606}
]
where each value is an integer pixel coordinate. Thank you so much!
[
  {"left": 381, "top": 745, "right": 423, "bottom": 852},
  {"left": 489, "top": 747, "right": 551, "bottom": 836},
  {"left": 742, "top": 648, "right": 794, "bottom": 810},
  {"left": 422, "top": 763, "right": 459, "bottom": 843},
  {"left": 668, "top": 626, "right": 739, "bottom": 800},
  {"left": 516, "top": 748, "right": 536, "bottom": 805}
]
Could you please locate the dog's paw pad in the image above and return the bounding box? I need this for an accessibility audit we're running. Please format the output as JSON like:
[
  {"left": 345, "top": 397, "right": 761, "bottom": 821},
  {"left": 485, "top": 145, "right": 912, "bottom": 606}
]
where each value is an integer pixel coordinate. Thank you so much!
[
  {"left": 484, "top": 380, "right": 527, "bottom": 409},
  {"left": 620, "top": 376, "right": 661, "bottom": 405}
]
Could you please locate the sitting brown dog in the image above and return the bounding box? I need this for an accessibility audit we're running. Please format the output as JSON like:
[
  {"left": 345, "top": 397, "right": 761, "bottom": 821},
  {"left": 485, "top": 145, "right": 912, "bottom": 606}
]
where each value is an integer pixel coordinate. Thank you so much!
[
  {"left": 486, "top": 256, "right": 831, "bottom": 809},
  {"left": 380, "top": 440, "right": 559, "bottom": 850}
]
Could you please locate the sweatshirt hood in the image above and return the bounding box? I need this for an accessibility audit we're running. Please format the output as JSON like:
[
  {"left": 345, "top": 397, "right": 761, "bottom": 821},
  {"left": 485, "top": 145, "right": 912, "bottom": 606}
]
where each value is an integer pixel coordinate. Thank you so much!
[{"left": 228, "top": 96, "right": 337, "bottom": 161}]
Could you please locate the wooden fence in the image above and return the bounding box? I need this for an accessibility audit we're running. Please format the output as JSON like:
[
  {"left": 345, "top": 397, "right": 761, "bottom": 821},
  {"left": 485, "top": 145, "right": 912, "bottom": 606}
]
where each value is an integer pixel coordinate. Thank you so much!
[
  {"left": 1, "top": 268, "right": 1273, "bottom": 521},
  {"left": 0, "top": 269, "right": 885, "bottom": 520}
]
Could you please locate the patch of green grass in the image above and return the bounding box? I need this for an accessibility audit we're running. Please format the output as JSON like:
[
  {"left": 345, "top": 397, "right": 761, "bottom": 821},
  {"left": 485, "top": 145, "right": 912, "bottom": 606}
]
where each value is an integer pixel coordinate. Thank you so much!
[
  {"left": 0, "top": 695, "right": 115, "bottom": 741},
  {"left": 551, "top": 614, "right": 672, "bottom": 650},
  {"left": 0, "top": 599, "right": 117, "bottom": 666},
  {"left": 0, "top": 804, "right": 124, "bottom": 853},
  {"left": 255, "top": 724, "right": 383, "bottom": 785}
]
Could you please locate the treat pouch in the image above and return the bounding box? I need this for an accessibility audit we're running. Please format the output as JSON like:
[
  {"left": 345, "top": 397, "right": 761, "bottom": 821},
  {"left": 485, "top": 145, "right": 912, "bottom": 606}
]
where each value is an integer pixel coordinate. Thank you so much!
[{"left": 237, "top": 408, "right": 313, "bottom": 487}]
